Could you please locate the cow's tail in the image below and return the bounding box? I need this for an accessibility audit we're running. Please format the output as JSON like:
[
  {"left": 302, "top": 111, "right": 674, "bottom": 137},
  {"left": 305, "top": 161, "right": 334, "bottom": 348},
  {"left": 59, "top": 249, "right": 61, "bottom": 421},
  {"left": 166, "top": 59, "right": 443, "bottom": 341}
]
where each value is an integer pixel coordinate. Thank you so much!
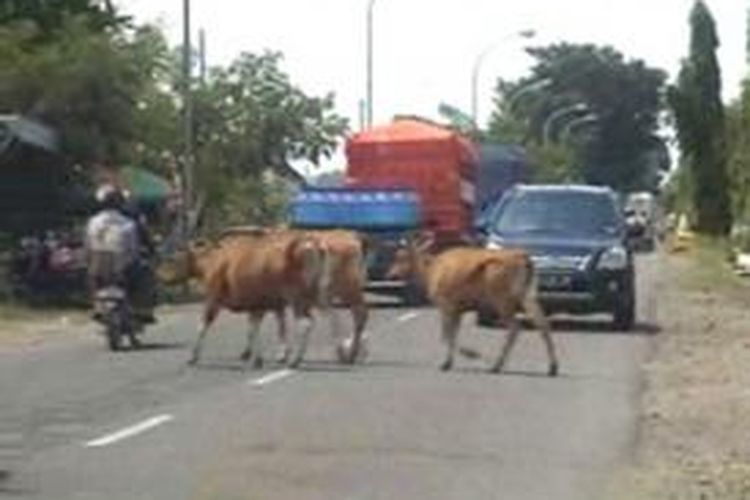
[
  {"left": 456, "top": 254, "right": 540, "bottom": 361},
  {"left": 315, "top": 242, "right": 335, "bottom": 309}
]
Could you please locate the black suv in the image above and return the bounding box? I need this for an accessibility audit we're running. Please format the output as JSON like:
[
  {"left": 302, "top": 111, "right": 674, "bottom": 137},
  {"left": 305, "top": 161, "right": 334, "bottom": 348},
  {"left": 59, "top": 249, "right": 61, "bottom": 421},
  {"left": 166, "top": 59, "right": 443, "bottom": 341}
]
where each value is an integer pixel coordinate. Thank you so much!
[{"left": 482, "top": 184, "right": 635, "bottom": 330}]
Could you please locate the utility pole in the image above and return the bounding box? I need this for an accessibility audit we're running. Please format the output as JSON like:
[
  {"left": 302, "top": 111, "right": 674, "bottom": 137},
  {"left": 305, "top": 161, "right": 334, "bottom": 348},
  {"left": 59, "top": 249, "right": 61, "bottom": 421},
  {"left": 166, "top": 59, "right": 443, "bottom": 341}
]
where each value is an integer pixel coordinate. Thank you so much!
[
  {"left": 366, "top": 0, "right": 376, "bottom": 127},
  {"left": 359, "top": 99, "right": 366, "bottom": 131},
  {"left": 181, "top": 0, "right": 194, "bottom": 239},
  {"left": 199, "top": 28, "right": 207, "bottom": 85}
]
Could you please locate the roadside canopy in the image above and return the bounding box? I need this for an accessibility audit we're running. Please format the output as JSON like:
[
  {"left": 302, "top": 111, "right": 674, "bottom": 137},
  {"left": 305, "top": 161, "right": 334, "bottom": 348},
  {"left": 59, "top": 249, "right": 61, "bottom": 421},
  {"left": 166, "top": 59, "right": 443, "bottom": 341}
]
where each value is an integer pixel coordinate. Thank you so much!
[{"left": 120, "top": 166, "right": 172, "bottom": 205}]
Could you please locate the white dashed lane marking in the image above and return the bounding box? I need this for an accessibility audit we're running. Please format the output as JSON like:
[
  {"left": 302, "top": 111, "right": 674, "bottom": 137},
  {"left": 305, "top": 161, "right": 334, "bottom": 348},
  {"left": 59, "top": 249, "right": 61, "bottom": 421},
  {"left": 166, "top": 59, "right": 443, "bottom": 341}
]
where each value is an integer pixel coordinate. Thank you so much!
[
  {"left": 397, "top": 312, "right": 420, "bottom": 323},
  {"left": 85, "top": 414, "right": 174, "bottom": 448},
  {"left": 249, "top": 369, "right": 295, "bottom": 388},
  {"left": 86, "top": 309, "right": 421, "bottom": 450}
]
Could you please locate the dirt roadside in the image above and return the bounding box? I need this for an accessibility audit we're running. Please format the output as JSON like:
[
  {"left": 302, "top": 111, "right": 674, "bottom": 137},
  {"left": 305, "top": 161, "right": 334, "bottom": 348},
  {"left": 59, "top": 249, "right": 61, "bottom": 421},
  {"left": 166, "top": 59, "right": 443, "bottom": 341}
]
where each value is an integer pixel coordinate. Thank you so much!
[
  {"left": 0, "top": 302, "right": 197, "bottom": 351},
  {"left": 0, "top": 307, "right": 89, "bottom": 349},
  {"left": 614, "top": 246, "right": 750, "bottom": 499}
]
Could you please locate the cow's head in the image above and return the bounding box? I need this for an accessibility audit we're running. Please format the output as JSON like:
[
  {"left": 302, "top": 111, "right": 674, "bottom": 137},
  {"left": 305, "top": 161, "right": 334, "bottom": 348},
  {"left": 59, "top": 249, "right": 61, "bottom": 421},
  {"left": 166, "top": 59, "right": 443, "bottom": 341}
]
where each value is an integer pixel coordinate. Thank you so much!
[{"left": 385, "top": 232, "right": 435, "bottom": 280}]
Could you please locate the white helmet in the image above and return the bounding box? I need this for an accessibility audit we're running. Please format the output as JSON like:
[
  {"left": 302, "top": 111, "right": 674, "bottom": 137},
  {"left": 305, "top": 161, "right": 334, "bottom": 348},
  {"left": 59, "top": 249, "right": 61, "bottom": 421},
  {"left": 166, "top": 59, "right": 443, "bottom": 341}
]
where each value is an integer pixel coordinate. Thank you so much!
[
  {"left": 95, "top": 183, "right": 126, "bottom": 209},
  {"left": 95, "top": 183, "right": 119, "bottom": 203}
]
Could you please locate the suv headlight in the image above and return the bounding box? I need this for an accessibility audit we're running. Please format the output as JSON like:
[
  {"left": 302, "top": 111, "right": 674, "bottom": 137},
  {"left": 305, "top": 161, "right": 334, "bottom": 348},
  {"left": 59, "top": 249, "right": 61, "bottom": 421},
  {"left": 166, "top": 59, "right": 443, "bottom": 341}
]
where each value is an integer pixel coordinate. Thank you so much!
[{"left": 598, "top": 245, "right": 628, "bottom": 270}]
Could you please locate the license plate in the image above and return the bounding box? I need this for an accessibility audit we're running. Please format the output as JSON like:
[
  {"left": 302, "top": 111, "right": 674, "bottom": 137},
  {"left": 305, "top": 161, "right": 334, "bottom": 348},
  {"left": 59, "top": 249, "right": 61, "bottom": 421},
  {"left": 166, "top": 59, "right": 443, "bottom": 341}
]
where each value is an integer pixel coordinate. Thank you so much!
[
  {"left": 95, "top": 287, "right": 126, "bottom": 300},
  {"left": 540, "top": 275, "right": 572, "bottom": 289}
]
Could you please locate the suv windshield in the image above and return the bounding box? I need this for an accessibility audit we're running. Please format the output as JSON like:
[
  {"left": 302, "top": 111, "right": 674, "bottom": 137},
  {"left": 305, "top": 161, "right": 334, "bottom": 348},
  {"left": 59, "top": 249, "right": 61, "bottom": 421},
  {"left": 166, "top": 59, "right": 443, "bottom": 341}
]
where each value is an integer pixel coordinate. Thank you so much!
[{"left": 493, "top": 190, "right": 622, "bottom": 237}]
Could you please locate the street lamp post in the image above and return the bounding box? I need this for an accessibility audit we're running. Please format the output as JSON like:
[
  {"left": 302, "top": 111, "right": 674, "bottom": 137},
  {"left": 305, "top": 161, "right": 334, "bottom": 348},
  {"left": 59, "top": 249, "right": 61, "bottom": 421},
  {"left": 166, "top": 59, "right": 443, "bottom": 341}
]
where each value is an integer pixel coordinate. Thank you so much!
[
  {"left": 471, "top": 29, "right": 535, "bottom": 128},
  {"left": 506, "top": 78, "right": 552, "bottom": 112},
  {"left": 366, "top": 0, "right": 376, "bottom": 127},
  {"left": 560, "top": 113, "right": 599, "bottom": 143},
  {"left": 542, "top": 103, "right": 589, "bottom": 145}
]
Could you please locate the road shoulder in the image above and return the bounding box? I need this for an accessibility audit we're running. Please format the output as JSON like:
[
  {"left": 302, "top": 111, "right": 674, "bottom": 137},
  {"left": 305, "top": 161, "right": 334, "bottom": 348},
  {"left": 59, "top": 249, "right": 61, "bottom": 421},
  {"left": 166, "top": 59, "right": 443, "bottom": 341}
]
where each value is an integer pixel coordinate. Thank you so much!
[{"left": 612, "top": 247, "right": 750, "bottom": 498}]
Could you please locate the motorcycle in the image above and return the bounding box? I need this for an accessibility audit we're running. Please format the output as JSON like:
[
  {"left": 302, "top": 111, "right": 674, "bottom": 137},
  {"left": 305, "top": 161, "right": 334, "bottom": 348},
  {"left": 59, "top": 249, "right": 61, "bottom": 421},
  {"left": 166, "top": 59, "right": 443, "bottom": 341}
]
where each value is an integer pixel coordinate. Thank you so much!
[{"left": 92, "top": 283, "right": 142, "bottom": 351}]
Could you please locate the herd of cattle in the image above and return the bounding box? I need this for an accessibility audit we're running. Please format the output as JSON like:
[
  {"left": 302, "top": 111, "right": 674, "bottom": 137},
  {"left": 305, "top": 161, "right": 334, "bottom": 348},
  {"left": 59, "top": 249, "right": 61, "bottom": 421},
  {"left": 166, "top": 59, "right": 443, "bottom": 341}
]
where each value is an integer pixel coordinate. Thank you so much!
[{"left": 159, "top": 228, "right": 559, "bottom": 376}]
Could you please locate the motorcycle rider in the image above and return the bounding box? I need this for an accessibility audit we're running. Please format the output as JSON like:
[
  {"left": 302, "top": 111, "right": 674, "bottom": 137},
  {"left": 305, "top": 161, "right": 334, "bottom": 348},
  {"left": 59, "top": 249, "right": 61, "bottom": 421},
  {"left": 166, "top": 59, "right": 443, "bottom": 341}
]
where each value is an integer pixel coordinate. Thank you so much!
[{"left": 85, "top": 184, "right": 156, "bottom": 324}]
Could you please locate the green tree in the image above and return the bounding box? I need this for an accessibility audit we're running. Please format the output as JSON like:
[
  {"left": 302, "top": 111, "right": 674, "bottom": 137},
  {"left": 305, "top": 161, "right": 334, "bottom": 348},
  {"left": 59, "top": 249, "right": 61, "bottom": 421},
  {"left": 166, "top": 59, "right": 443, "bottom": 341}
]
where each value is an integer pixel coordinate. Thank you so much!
[
  {"left": 0, "top": 12, "right": 167, "bottom": 166},
  {"left": 0, "top": 3, "right": 348, "bottom": 236},
  {"left": 0, "top": 4, "right": 160, "bottom": 235},
  {"left": 0, "top": 0, "right": 123, "bottom": 37},
  {"left": 669, "top": 0, "right": 732, "bottom": 235},
  {"left": 488, "top": 43, "right": 668, "bottom": 191},
  {"left": 725, "top": 7, "right": 750, "bottom": 225},
  {"left": 185, "top": 51, "right": 347, "bottom": 229}
]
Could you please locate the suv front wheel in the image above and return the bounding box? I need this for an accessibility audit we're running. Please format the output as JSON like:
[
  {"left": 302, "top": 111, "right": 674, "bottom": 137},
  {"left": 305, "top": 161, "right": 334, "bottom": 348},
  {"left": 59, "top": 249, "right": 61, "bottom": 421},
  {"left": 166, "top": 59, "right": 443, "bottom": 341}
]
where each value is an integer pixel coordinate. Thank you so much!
[{"left": 612, "top": 274, "right": 636, "bottom": 331}]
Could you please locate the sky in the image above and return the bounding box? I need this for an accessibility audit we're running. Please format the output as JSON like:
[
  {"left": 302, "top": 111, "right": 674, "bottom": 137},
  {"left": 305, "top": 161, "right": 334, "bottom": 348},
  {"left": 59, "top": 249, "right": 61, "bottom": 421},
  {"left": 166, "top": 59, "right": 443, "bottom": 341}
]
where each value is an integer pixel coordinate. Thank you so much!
[{"left": 120, "top": 0, "right": 748, "bottom": 172}]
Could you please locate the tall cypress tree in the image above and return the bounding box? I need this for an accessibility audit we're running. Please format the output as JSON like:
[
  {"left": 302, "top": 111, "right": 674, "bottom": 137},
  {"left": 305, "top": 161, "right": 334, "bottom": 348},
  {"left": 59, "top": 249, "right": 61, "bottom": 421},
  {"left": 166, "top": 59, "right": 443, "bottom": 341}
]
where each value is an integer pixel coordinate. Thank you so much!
[{"left": 669, "top": 0, "right": 732, "bottom": 235}]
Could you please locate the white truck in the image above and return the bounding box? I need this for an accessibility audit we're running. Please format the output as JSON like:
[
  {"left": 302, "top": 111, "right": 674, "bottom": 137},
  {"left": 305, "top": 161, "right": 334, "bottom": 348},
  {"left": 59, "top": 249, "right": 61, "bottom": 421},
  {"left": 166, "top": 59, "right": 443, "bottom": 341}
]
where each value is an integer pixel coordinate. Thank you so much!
[{"left": 624, "top": 192, "right": 659, "bottom": 251}]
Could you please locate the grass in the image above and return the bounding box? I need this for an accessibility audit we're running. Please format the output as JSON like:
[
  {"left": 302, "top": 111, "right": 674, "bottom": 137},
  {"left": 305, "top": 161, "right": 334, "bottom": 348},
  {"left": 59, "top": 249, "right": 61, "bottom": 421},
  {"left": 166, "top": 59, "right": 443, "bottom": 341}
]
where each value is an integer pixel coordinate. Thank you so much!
[
  {"left": 0, "top": 300, "right": 87, "bottom": 347},
  {"left": 679, "top": 236, "right": 748, "bottom": 294}
]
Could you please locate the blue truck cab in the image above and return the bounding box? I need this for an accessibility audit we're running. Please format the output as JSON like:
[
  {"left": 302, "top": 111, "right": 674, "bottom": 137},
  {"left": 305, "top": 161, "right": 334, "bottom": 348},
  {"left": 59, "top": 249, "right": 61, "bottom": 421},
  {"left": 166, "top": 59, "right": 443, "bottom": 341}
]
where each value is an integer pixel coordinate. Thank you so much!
[{"left": 289, "top": 187, "right": 424, "bottom": 302}]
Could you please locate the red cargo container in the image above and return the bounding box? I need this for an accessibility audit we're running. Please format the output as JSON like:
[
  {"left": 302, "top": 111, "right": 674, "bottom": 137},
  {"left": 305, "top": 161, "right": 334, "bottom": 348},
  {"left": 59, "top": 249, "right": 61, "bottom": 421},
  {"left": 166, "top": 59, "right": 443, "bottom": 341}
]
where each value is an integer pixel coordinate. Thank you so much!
[{"left": 345, "top": 118, "right": 478, "bottom": 243}]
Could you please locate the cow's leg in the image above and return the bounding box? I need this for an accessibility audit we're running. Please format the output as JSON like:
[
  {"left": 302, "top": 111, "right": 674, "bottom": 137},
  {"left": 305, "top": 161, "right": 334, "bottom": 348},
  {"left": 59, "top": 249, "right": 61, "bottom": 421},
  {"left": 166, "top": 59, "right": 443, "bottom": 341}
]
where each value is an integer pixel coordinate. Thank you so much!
[
  {"left": 490, "top": 304, "right": 520, "bottom": 374},
  {"left": 242, "top": 311, "right": 265, "bottom": 370},
  {"left": 329, "top": 307, "right": 346, "bottom": 361},
  {"left": 188, "top": 299, "right": 221, "bottom": 366},
  {"left": 339, "top": 298, "right": 369, "bottom": 364},
  {"left": 240, "top": 310, "right": 264, "bottom": 361},
  {"left": 274, "top": 308, "right": 291, "bottom": 364},
  {"left": 288, "top": 307, "right": 315, "bottom": 369},
  {"left": 524, "top": 294, "right": 558, "bottom": 377},
  {"left": 439, "top": 309, "right": 461, "bottom": 371}
]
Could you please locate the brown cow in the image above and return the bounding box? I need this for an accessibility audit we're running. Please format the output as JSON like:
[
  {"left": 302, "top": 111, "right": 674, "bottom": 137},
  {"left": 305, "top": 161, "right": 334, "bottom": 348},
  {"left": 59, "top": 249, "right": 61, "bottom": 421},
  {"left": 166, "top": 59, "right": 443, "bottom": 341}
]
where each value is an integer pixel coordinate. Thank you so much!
[
  {"left": 187, "top": 231, "right": 334, "bottom": 369},
  {"left": 160, "top": 236, "right": 290, "bottom": 362},
  {"left": 302, "top": 230, "right": 369, "bottom": 363},
  {"left": 387, "top": 233, "right": 559, "bottom": 376},
  {"left": 213, "top": 228, "right": 370, "bottom": 364}
]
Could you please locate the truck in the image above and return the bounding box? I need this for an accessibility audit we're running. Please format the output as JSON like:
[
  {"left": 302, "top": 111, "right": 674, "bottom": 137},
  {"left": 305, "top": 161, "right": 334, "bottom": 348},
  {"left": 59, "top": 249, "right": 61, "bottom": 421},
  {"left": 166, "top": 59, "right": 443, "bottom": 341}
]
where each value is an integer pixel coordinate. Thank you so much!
[
  {"left": 473, "top": 143, "right": 530, "bottom": 240},
  {"left": 624, "top": 191, "right": 658, "bottom": 251},
  {"left": 289, "top": 117, "right": 478, "bottom": 303}
]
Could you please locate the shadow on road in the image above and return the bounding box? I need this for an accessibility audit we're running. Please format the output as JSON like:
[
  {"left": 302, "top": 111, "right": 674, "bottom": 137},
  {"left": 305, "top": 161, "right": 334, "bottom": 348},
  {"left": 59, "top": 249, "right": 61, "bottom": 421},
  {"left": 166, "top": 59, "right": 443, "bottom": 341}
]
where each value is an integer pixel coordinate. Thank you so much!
[
  {"left": 364, "top": 301, "right": 431, "bottom": 310},
  {"left": 135, "top": 341, "right": 188, "bottom": 351},
  {"left": 182, "top": 361, "right": 248, "bottom": 372},
  {"left": 0, "top": 470, "right": 27, "bottom": 496},
  {"left": 549, "top": 319, "right": 661, "bottom": 336},
  {"left": 297, "top": 363, "right": 354, "bottom": 374},
  {"left": 476, "top": 316, "right": 660, "bottom": 336},
  {"left": 362, "top": 359, "right": 428, "bottom": 371},
  {"left": 453, "top": 366, "right": 563, "bottom": 379}
]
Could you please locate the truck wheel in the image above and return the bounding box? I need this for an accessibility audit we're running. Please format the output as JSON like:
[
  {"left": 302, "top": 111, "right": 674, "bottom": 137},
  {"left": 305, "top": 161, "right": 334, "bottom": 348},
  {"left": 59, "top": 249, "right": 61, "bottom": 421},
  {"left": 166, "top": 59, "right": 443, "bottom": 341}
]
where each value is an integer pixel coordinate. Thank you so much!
[
  {"left": 476, "top": 307, "right": 497, "bottom": 328},
  {"left": 402, "top": 282, "right": 427, "bottom": 307}
]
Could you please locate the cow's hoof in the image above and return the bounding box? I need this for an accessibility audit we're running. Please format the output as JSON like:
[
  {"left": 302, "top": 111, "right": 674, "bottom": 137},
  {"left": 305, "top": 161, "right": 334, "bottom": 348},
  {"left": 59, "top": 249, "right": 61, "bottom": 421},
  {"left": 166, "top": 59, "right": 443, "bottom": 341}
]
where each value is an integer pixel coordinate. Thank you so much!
[
  {"left": 335, "top": 344, "right": 349, "bottom": 364},
  {"left": 489, "top": 365, "right": 502, "bottom": 374},
  {"left": 276, "top": 349, "right": 291, "bottom": 365},
  {"left": 239, "top": 350, "right": 251, "bottom": 362},
  {"left": 253, "top": 357, "right": 265, "bottom": 370},
  {"left": 548, "top": 363, "right": 559, "bottom": 377},
  {"left": 439, "top": 360, "right": 453, "bottom": 372}
]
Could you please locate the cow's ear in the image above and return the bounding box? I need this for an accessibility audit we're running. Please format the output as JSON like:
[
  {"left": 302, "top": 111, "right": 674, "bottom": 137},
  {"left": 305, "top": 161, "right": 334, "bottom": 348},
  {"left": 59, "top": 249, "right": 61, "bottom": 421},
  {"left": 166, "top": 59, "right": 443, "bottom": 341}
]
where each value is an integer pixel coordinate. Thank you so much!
[{"left": 191, "top": 238, "right": 209, "bottom": 249}]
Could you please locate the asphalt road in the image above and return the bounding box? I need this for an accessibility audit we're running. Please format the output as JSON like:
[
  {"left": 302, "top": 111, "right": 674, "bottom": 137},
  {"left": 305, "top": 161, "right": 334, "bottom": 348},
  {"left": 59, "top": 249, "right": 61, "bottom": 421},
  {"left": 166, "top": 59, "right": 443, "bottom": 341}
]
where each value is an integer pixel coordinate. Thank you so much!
[{"left": 0, "top": 254, "right": 660, "bottom": 499}]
